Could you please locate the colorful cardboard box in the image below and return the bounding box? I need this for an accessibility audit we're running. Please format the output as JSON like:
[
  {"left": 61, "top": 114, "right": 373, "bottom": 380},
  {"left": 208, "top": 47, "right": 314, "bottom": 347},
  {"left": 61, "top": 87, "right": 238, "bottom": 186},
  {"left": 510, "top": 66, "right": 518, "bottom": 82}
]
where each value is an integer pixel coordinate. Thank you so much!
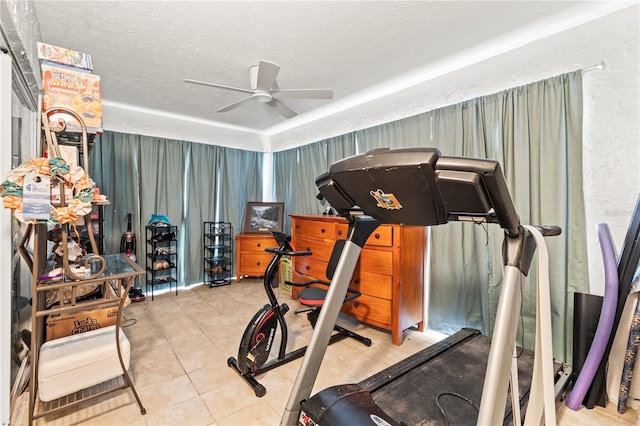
[
  {"left": 41, "top": 63, "right": 103, "bottom": 133},
  {"left": 37, "top": 42, "right": 93, "bottom": 71}
]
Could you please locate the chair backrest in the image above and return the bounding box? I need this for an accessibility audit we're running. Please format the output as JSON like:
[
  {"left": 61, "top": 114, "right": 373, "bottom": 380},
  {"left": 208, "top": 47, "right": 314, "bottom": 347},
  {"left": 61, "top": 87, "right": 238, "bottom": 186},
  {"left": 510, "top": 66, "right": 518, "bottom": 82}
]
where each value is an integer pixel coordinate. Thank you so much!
[{"left": 325, "top": 239, "right": 346, "bottom": 280}]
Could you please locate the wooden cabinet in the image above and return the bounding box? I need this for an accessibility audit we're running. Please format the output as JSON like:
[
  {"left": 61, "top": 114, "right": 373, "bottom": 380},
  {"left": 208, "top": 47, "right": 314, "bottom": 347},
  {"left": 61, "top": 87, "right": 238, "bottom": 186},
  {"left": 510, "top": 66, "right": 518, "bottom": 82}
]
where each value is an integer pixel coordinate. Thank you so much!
[
  {"left": 235, "top": 233, "right": 277, "bottom": 282},
  {"left": 290, "top": 215, "right": 426, "bottom": 345}
]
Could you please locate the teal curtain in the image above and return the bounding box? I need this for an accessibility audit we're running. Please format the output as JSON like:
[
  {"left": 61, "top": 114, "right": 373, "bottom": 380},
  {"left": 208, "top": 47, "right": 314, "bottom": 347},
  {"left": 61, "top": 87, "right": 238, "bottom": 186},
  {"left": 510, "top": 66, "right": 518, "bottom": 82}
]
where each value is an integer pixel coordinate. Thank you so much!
[
  {"left": 273, "top": 133, "right": 357, "bottom": 233},
  {"left": 89, "top": 131, "right": 263, "bottom": 285},
  {"left": 426, "top": 72, "right": 586, "bottom": 362},
  {"left": 355, "top": 113, "right": 433, "bottom": 151},
  {"left": 219, "top": 147, "right": 263, "bottom": 263},
  {"left": 89, "top": 132, "right": 142, "bottom": 254},
  {"left": 183, "top": 142, "right": 221, "bottom": 284}
]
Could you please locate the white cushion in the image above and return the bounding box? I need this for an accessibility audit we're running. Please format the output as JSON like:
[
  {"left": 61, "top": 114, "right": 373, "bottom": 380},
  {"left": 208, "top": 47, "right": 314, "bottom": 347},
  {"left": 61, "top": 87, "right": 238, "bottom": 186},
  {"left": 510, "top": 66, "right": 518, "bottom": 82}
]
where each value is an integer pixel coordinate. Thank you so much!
[{"left": 38, "top": 325, "right": 130, "bottom": 402}]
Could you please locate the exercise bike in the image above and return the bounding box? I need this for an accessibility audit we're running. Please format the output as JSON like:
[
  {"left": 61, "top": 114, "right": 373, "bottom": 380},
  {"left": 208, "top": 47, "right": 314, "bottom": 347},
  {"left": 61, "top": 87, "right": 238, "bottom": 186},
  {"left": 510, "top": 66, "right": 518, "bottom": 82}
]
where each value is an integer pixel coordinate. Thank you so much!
[{"left": 227, "top": 231, "right": 371, "bottom": 397}]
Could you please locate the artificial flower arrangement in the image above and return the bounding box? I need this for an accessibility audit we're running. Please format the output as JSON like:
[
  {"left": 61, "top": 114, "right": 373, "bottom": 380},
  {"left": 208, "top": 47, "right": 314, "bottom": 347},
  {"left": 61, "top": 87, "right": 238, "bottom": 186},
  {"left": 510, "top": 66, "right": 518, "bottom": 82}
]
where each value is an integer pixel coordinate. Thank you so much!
[{"left": 0, "top": 157, "right": 94, "bottom": 224}]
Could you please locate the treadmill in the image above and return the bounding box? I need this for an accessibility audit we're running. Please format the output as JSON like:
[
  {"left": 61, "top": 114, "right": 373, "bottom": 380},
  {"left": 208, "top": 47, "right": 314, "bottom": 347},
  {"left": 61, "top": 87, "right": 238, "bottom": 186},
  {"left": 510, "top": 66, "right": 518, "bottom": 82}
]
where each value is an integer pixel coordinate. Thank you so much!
[{"left": 280, "top": 147, "right": 571, "bottom": 426}]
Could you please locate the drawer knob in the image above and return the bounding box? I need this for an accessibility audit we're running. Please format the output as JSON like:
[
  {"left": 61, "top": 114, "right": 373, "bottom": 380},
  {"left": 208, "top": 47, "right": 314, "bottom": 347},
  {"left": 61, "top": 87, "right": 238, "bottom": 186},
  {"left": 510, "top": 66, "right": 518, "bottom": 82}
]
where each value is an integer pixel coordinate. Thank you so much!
[
  {"left": 337, "top": 230, "right": 343, "bottom": 236},
  {"left": 321, "top": 228, "right": 326, "bottom": 233},
  {"left": 374, "top": 233, "right": 380, "bottom": 239},
  {"left": 306, "top": 265, "right": 310, "bottom": 271},
  {"left": 306, "top": 247, "right": 311, "bottom": 251},
  {"left": 354, "top": 279, "right": 360, "bottom": 284},
  {"left": 353, "top": 301, "right": 359, "bottom": 308},
  {"left": 257, "top": 262, "right": 261, "bottom": 266},
  {"left": 257, "top": 243, "right": 261, "bottom": 247}
]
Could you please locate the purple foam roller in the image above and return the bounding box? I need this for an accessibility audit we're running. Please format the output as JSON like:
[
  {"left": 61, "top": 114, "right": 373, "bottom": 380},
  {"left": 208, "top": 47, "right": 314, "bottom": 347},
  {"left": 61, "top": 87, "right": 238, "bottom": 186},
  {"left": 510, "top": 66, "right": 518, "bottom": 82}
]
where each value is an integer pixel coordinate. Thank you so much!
[{"left": 566, "top": 223, "right": 619, "bottom": 410}]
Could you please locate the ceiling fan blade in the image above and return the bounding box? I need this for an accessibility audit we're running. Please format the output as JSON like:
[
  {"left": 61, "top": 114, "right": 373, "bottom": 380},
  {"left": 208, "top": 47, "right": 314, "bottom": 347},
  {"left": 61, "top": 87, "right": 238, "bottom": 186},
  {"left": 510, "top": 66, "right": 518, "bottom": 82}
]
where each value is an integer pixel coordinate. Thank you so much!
[
  {"left": 270, "top": 88, "right": 334, "bottom": 99},
  {"left": 184, "top": 79, "right": 253, "bottom": 95},
  {"left": 268, "top": 98, "right": 297, "bottom": 119},
  {"left": 217, "top": 96, "right": 253, "bottom": 112},
  {"left": 255, "top": 61, "right": 280, "bottom": 92}
]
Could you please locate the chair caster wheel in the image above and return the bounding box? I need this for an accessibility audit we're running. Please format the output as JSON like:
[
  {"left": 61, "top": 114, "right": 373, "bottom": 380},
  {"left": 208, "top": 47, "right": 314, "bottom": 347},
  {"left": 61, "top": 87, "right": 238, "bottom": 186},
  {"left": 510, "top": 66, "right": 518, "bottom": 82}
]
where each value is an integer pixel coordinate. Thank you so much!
[
  {"left": 364, "top": 338, "right": 372, "bottom": 346},
  {"left": 141, "top": 408, "right": 147, "bottom": 415},
  {"left": 255, "top": 384, "right": 266, "bottom": 397}
]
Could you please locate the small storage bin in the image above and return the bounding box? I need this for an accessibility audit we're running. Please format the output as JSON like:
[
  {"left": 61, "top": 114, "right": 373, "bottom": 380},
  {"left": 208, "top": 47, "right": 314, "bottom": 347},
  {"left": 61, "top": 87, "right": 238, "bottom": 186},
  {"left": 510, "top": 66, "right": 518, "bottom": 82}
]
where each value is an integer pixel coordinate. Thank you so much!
[{"left": 38, "top": 325, "right": 131, "bottom": 402}]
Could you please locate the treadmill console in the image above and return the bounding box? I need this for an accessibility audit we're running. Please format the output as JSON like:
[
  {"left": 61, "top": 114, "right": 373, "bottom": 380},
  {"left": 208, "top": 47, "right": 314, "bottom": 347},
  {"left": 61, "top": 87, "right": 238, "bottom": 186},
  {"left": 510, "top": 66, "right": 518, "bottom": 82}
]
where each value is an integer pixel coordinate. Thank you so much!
[{"left": 316, "top": 147, "right": 520, "bottom": 235}]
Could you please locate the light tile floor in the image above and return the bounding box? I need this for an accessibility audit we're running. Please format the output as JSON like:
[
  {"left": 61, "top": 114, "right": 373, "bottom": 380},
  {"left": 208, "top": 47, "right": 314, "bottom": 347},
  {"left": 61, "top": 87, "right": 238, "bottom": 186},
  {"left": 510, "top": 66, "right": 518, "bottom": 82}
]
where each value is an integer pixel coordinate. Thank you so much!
[{"left": 12, "top": 280, "right": 639, "bottom": 425}]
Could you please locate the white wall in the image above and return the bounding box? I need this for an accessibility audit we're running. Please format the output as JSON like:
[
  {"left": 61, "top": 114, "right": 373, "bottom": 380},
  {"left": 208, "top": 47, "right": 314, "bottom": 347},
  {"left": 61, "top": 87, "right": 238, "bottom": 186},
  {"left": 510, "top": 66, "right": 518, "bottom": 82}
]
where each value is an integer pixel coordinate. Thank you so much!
[
  {"left": 103, "top": 100, "right": 270, "bottom": 152},
  {"left": 580, "top": 8, "right": 639, "bottom": 294}
]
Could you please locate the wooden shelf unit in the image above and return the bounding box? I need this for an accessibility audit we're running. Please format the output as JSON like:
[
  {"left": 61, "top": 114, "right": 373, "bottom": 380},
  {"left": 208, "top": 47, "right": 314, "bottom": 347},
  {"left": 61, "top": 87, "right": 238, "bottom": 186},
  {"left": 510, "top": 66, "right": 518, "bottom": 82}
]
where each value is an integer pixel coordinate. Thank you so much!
[{"left": 290, "top": 215, "right": 427, "bottom": 345}]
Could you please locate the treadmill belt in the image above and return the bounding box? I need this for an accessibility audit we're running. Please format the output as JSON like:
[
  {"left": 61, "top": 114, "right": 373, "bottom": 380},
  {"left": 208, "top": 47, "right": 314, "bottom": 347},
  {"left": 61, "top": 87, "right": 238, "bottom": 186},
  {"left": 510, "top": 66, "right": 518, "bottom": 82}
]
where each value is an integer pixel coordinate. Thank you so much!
[{"left": 360, "top": 329, "right": 535, "bottom": 426}]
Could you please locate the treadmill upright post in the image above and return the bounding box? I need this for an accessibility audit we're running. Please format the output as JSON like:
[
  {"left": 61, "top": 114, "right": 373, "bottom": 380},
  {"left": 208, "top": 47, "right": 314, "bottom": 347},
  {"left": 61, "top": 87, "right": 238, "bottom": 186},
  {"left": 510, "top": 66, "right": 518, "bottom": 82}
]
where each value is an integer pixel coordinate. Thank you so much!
[
  {"left": 477, "top": 235, "right": 526, "bottom": 425},
  {"left": 281, "top": 215, "right": 379, "bottom": 426}
]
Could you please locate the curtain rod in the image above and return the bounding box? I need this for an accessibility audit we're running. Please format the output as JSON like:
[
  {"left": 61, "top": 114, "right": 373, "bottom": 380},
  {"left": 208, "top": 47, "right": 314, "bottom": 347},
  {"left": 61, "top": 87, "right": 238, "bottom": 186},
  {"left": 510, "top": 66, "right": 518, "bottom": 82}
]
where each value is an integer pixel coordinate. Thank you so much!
[{"left": 582, "top": 61, "right": 607, "bottom": 72}]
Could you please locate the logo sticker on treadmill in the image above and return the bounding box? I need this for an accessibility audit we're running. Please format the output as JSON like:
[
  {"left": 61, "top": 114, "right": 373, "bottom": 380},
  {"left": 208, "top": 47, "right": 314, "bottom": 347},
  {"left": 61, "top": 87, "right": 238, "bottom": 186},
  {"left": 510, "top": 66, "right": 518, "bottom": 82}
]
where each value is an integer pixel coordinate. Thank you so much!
[
  {"left": 369, "top": 414, "right": 394, "bottom": 425},
  {"left": 370, "top": 189, "right": 402, "bottom": 210}
]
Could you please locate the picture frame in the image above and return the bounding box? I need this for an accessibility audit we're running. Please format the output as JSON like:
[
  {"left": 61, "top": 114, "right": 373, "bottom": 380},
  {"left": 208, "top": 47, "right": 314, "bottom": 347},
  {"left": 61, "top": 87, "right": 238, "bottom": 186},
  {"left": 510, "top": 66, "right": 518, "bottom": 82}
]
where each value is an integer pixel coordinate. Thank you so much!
[{"left": 242, "top": 201, "right": 285, "bottom": 234}]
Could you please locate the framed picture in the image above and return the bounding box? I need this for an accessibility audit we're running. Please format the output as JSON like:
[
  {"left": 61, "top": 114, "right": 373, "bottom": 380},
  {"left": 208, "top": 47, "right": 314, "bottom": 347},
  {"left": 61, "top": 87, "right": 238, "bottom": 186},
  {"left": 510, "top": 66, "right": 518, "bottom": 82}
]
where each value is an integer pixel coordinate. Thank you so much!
[{"left": 242, "top": 202, "right": 285, "bottom": 234}]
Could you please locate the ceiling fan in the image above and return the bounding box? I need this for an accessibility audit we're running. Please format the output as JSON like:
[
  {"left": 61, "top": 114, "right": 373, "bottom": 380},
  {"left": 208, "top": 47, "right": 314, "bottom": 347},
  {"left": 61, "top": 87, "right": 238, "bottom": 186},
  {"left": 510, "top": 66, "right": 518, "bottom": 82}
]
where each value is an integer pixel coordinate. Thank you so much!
[{"left": 184, "top": 60, "right": 333, "bottom": 119}]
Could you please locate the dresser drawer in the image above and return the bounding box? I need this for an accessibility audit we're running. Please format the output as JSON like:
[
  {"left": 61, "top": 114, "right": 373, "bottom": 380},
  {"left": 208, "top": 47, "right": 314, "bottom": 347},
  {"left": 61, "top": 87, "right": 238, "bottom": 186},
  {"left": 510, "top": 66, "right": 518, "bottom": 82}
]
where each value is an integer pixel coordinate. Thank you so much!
[
  {"left": 366, "top": 226, "right": 393, "bottom": 247},
  {"left": 295, "top": 220, "right": 335, "bottom": 243},
  {"left": 359, "top": 249, "right": 393, "bottom": 276},
  {"left": 342, "top": 294, "right": 392, "bottom": 329},
  {"left": 335, "top": 223, "right": 349, "bottom": 240},
  {"left": 239, "top": 252, "right": 272, "bottom": 275},
  {"left": 241, "top": 236, "right": 278, "bottom": 252},
  {"left": 334, "top": 224, "right": 393, "bottom": 247},
  {"left": 295, "top": 237, "right": 333, "bottom": 263},
  {"left": 295, "top": 255, "right": 329, "bottom": 281},
  {"left": 351, "top": 271, "right": 393, "bottom": 300}
]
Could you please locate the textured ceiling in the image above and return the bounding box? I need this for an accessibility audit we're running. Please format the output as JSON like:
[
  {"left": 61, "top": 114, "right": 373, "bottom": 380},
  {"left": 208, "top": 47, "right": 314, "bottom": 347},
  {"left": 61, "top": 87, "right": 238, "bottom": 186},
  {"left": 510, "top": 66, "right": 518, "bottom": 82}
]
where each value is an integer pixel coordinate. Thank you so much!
[{"left": 34, "top": 1, "right": 630, "bottom": 147}]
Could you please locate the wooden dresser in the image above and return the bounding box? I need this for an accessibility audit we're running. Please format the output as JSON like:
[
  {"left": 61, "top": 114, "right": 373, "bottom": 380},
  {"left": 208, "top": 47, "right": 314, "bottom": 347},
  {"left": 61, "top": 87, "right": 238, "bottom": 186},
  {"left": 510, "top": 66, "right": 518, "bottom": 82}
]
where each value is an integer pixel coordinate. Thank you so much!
[
  {"left": 290, "top": 215, "right": 426, "bottom": 345},
  {"left": 235, "top": 233, "right": 277, "bottom": 282}
]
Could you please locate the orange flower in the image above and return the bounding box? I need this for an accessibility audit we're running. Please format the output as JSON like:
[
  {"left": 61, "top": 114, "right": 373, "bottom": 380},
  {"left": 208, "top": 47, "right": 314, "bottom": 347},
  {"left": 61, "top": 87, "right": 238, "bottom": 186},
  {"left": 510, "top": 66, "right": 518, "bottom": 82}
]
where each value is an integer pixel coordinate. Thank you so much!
[
  {"left": 2, "top": 195, "right": 22, "bottom": 209},
  {"left": 75, "top": 175, "right": 92, "bottom": 191},
  {"left": 53, "top": 206, "right": 79, "bottom": 224},
  {"left": 25, "top": 158, "right": 51, "bottom": 176}
]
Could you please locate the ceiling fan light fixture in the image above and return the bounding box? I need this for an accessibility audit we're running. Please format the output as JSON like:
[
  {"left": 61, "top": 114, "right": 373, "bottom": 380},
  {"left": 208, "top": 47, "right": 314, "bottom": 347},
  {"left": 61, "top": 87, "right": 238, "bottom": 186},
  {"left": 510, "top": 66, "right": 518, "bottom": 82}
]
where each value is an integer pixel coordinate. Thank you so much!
[{"left": 251, "top": 92, "right": 273, "bottom": 103}]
